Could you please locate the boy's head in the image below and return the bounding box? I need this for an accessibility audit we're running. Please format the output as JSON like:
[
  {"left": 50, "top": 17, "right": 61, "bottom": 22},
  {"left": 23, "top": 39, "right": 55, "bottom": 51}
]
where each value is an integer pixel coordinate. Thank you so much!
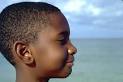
[
  {"left": 0, "top": 2, "right": 60, "bottom": 65},
  {"left": 0, "top": 2, "right": 77, "bottom": 79}
]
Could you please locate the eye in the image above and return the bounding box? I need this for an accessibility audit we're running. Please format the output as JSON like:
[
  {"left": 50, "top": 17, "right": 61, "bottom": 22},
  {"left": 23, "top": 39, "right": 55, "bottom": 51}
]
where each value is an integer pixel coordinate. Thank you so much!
[
  {"left": 57, "top": 31, "right": 70, "bottom": 45},
  {"left": 57, "top": 36, "right": 68, "bottom": 45}
]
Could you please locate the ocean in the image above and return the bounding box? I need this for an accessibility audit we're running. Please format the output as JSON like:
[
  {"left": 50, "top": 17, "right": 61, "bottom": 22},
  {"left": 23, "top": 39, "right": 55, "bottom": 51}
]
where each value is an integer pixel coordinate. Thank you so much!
[{"left": 0, "top": 39, "right": 123, "bottom": 82}]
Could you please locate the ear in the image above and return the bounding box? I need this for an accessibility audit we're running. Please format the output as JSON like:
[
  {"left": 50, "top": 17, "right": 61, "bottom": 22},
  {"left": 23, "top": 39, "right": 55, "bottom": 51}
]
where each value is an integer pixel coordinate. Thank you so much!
[{"left": 14, "top": 41, "right": 34, "bottom": 65}]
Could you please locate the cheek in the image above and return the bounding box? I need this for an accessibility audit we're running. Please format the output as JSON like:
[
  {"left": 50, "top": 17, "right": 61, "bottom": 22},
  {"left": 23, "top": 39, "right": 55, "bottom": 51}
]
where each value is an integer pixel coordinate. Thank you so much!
[
  {"left": 33, "top": 41, "right": 68, "bottom": 75},
  {"left": 43, "top": 46, "right": 68, "bottom": 71},
  {"left": 48, "top": 48, "right": 67, "bottom": 68}
]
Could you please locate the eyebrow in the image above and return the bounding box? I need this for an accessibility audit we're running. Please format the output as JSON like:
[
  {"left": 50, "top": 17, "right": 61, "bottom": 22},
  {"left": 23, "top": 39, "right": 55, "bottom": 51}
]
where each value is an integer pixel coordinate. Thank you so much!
[{"left": 58, "top": 31, "right": 70, "bottom": 37}]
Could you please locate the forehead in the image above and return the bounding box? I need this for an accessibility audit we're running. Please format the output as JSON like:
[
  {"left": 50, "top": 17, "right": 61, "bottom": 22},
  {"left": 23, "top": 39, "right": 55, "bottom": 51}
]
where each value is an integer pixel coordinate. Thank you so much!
[
  {"left": 35, "top": 12, "right": 70, "bottom": 42},
  {"left": 48, "top": 12, "right": 70, "bottom": 34}
]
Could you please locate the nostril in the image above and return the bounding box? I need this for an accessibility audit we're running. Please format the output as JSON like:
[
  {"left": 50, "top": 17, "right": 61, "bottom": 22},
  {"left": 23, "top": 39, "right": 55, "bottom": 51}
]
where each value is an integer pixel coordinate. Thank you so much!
[
  {"left": 74, "top": 47, "right": 77, "bottom": 54},
  {"left": 67, "top": 41, "right": 77, "bottom": 55},
  {"left": 72, "top": 48, "right": 77, "bottom": 55},
  {"left": 68, "top": 47, "right": 77, "bottom": 55},
  {"left": 71, "top": 44, "right": 77, "bottom": 54}
]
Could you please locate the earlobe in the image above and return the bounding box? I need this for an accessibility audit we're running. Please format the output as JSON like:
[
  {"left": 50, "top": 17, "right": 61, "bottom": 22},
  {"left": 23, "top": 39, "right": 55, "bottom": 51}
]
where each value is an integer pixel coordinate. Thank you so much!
[
  {"left": 14, "top": 41, "right": 34, "bottom": 65},
  {"left": 23, "top": 52, "right": 34, "bottom": 64}
]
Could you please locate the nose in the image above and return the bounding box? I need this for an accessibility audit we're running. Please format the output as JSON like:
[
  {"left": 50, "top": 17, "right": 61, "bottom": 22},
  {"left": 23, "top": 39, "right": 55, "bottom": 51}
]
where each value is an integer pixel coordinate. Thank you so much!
[{"left": 67, "top": 41, "right": 77, "bottom": 55}]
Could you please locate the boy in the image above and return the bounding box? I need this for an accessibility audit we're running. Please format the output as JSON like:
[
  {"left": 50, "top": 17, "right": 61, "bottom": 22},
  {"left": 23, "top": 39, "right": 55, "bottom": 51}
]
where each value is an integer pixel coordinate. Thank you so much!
[{"left": 0, "top": 2, "right": 77, "bottom": 82}]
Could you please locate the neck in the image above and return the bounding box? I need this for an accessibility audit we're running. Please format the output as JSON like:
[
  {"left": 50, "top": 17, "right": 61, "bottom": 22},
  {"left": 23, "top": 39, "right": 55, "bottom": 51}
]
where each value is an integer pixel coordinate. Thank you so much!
[{"left": 15, "top": 66, "right": 49, "bottom": 82}]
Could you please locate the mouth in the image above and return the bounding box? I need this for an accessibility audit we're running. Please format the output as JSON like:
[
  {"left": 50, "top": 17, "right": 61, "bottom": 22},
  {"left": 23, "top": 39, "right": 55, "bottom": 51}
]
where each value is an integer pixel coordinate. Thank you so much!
[{"left": 66, "top": 56, "right": 74, "bottom": 67}]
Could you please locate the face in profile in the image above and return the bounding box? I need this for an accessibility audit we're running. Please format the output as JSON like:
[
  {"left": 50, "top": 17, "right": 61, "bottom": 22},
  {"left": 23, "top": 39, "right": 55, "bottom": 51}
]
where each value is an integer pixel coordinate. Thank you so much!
[{"left": 30, "top": 12, "right": 77, "bottom": 78}]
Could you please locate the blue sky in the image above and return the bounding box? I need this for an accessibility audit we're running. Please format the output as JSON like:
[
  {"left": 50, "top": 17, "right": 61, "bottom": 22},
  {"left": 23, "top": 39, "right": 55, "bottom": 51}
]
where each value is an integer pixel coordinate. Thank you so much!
[{"left": 0, "top": 0, "right": 123, "bottom": 38}]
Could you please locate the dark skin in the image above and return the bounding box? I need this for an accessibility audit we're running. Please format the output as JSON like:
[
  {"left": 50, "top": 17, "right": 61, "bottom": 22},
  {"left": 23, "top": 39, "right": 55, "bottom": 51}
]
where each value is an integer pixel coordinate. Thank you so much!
[{"left": 12, "top": 12, "right": 77, "bottom": 82}]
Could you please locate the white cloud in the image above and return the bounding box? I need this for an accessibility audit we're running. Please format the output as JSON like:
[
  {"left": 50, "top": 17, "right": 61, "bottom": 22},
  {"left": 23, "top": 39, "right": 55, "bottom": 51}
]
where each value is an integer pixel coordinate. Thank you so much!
[
  {"left": 115, "top": 11, "right": 123, "bottom": 16},
  {"left": 86, "top": 4, "right": 102, "bottom": 16},
  {"left": 92, "top": 19, "right": 106, "bottom": 25},
  {"left": 61, "top": 0, "right": 103, "bottom": 17},
  {"left": 8, "top": 0, "right": 42, "bottom": 3},
  {"left": 63, "top": 0, "right": 86, "bottom": 14}
]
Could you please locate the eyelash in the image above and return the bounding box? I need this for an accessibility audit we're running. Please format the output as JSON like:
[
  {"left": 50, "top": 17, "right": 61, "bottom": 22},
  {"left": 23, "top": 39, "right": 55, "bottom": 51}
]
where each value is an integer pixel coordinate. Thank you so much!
[{"left": 58, "top": 37, "right": 68, "bottom": 45}]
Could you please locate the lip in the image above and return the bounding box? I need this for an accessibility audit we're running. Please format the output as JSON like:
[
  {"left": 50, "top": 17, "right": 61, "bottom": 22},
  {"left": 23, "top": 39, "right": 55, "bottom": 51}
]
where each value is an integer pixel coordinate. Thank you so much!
[
  {"left": 66, "top": 56, "right": 74, "bottom": 67},
  {"left": 66, "top": 59, "right": 74, "bottom": 63},
  {"left": 66, "top": 56, "right": 74, "bottom": 63},
  {"left": 66, "top": 62, "right": 74, "bottom": 67}
]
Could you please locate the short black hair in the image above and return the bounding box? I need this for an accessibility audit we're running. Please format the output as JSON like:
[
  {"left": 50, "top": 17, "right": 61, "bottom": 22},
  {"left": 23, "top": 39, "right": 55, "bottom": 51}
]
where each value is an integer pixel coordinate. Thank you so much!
[{"left": 0, "top": 2, "right": 60, "bottom": 65}]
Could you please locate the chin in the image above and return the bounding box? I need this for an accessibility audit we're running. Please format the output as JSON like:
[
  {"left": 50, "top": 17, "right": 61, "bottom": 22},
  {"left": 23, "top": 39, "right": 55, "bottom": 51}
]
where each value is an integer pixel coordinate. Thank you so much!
[
  {"left": 52, "top": 72, "right": 72, "bottom": 78},
  {"left": 53, "top": 67, "right": 72, "bottom": 78},
  {"left": 59, "top": 72, "right": 72, "bottom": 78}
]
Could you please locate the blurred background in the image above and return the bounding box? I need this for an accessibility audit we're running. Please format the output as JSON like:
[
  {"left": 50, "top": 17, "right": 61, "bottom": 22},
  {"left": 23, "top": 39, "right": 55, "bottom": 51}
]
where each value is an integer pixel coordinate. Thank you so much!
[{"left": 0, "top": 0, "right": 123, "bottom": 82}]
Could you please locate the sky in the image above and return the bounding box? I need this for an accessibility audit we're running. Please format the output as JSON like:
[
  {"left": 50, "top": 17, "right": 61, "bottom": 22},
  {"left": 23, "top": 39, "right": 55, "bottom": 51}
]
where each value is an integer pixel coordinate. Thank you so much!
[{"left": 0, "top": 0, "right": 123, "bottom": 38}]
